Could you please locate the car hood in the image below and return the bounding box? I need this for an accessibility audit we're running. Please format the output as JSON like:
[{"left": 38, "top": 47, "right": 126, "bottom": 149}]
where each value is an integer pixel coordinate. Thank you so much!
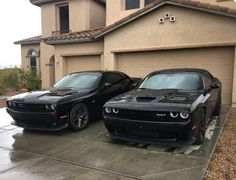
[
  {"left": 105, "top": 89, "right": 202, "bottom": 112},
  {"left": 7, "top": 88, "right": 96, "bottom": 104}
]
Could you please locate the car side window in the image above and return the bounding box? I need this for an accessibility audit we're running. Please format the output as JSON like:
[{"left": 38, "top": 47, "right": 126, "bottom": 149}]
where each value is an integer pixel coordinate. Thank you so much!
[
  {"left": 203, "top": 74, "right": 213, "bottom": 89},
  {"left": 101, "top": 73, "right": 124, "bottom": 85}
]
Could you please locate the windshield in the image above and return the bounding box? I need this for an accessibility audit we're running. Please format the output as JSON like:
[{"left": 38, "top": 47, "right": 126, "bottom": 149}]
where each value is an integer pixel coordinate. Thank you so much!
[
  {"left": 54, "top": 73, "right": 101, "bottom": 89},
  {"left": 139, "top": 72, "right": 203, "bottom": 90}
]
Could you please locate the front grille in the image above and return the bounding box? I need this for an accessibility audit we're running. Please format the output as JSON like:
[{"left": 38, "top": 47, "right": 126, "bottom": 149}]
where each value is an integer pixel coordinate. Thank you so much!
[
  {"left": 9, "top": 103, "right": 47, "bottom": 112},
  {"left": 114, "top": 109, "right": 188, "bottom": 123}
]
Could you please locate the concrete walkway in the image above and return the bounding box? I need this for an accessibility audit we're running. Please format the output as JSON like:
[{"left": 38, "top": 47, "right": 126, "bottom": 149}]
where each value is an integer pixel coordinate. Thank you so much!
[{"left": 0, "top": 106, "right": 230, "bottom": 180}]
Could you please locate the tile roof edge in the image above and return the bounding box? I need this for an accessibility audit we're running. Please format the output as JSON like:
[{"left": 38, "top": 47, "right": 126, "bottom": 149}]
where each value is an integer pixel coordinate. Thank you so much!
[
  {"left": 94, "top": 0, "right": 236, "bottom": 39},
  {"left": 14, "top": 35, "right": 42, "bottom": 45}
]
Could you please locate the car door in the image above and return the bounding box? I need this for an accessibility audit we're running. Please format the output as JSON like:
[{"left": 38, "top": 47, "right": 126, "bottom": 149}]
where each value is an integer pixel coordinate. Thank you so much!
[
  {"left": 99, "top": 72, "right": 126, "bottom": 103},
  {"left": 203, "top": 73, "right": 218, "bottom": 120}
]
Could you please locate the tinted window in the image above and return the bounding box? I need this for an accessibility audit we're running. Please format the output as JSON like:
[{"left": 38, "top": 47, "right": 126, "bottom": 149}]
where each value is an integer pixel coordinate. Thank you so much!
[
  {"left": 145, "top": 0, "right": 156, "bottom": 6},
  {"left": 54, "top": 73, "right": 100, "bottom": 89},
  {"left": 125, "top": 0, "right": 140, "bottom": 10},
  {"left": 101, "top": 73, "right": 124, "bottom": 84},
  {"left": 139, "top": 72, "right": 203, "bottom": 90},
  {"left": 203, "top": 74, "right": 213, "bottom": 89},
  {"left": 59, "top": 5, "right": 69, "bottom": 33}
]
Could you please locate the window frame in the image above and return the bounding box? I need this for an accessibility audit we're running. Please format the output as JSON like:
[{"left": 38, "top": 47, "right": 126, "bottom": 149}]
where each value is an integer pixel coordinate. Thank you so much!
[
  {"left": 125, "top": 0, "right": 140, "bottom": 10},
  {"left": 57, "top": 3, "right": 70, "bottom": 34}
]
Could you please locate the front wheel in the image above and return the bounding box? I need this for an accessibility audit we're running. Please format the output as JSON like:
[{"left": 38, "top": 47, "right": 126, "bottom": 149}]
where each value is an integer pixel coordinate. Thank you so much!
[
  {"left": 69, "top": 103, "right": 89, "bottom": 131},
  {"left": 194, "top": 109, "right": 206, "bottom": 145}
]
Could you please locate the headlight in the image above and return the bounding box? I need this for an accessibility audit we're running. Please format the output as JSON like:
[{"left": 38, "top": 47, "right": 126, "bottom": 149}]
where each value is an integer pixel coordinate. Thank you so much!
[
  {"left": 105, "top": 107, "right": 112, "bottom": 113},
  {"left": 113, "top": 108, "right": 119, "bottom": 114},
  {"left": 180, "top": 112, "right": 189, "bottom": 119},
  {"left": 8, "top": 102, "right": 16, "bottom": 107},
  {"left": 45, "top": 104, "right": 56, "bottom": 111},
  {"left": 170, "top": 112, "right": 178, "bottom": 118}
]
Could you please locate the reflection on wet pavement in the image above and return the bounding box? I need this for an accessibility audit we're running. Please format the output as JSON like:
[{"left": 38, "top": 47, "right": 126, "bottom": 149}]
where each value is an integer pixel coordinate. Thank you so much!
[{"left": 0, "top": 106, "right": 230, "bottom": 180}]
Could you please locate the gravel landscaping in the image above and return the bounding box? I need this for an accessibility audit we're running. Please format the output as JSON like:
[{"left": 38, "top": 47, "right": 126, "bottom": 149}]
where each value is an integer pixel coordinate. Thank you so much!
[{"left": 204, "top": 108, "right": 236, "bottom": 180}]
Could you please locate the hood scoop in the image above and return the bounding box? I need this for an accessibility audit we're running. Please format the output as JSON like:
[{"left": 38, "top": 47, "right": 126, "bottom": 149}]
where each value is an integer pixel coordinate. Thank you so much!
[{"left": 136, "top": 96, "right": 156, "bottom": 102}]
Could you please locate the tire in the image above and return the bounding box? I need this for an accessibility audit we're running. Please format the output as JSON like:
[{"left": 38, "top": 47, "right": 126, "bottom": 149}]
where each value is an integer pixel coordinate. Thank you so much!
[
  {"left": 212, "top": 95, "right": 221, "bottom": 117},
  {"left": 194, "top": 109, "right": 206, "bottom": 145},
  {"left": 69, "top": 103, "right": 89, "bottom": 131}
]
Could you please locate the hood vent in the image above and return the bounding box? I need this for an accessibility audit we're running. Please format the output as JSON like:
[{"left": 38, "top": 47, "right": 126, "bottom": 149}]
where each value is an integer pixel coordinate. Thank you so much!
[{"left": 136, "top": 96, "right": 156, "bottom": 102}]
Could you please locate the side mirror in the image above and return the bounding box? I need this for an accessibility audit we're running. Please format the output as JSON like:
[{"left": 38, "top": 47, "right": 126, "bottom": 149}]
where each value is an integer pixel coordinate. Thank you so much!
[
  {"left": 211, "top": 81, "right": 220, "bottom": 89},
  {"left": 104, "top": 82, "right": 112, "bottom": 87},
  {"left": 132, "top": 82, "right": 139, "bottom": 88}
]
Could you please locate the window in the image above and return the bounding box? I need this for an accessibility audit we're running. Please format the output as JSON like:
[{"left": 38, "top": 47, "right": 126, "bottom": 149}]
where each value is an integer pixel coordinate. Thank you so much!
[
  {"left": 29, "top": 50, "right": 37, "bottom": 72},
  {"left": 54, "top": 73, "right": 101, "bottom": 89},
  {"left": 145, "top": 0, "right": 156, "bottom": 6},
  {"left": 125, "top": 0, "right": 140, "bottom": 10},
  {"left": 101, "top": 73, "right": 124, "bottom": 85},
  {"left": 139, "top": 72, "right": 203, "bottom": 90},
  {"left": 203, "top": 74, "right": 213, "bottom": 89},
  {"left": 59, "top": 4, "right": 69, "bottom": 34}
]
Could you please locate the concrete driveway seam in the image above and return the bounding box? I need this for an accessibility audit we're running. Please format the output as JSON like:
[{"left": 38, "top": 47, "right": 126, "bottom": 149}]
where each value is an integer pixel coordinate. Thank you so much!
[
  {"left": 0, "top": 146, "right": 141, "bottom": 180},
  {"left": 139, "top": 165, "right": 204, "bottom": 179}
]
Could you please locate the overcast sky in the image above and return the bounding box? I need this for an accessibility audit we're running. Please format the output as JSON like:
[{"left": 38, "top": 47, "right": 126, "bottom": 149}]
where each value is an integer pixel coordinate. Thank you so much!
[{"left": 0, "top": 0, "right": 41, "bottom": 68}]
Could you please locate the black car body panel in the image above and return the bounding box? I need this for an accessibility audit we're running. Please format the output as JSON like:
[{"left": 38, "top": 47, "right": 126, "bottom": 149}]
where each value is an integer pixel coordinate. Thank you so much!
[
  {"left": 103, "top": 68, "right": 222, "bottom": 146},
  {"left": 7, "top": 71, "right": 136, "bottom": 131}
]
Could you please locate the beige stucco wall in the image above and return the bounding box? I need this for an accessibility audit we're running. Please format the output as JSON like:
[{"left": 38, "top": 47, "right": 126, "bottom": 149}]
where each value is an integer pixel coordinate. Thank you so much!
[
  {"left": 41, "top": 0, "right": 105, "bottom": 36},
  {"left": 21, "top": 44, "right": 40, "bottom": 71},
  {"left": 104, "top": 4, "right": 236, "bottom": 104},
  {"left": 106, "top": 0, "right": 143, "bottom": 26},
  {"left": 53, "top": 41, "right": 104, "bottom": 83},
  {"left": 89, "top": 0, "right": 106, "bottom": 29}
]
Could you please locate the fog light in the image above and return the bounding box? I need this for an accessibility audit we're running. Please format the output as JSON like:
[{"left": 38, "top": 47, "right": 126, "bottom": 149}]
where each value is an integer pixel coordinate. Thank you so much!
[
  {"left": 180, "top": 112, "right": 189, "bottom": 119},
  {"left": 105, "top": 107, "right": 112, "bottom": 113},
  {"left": 170, "top": 112, "right": 178, "bottom": 118}
]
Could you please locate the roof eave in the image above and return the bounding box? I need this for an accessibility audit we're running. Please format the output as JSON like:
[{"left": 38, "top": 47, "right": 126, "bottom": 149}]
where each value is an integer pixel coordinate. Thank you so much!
[
  {"left": 43, "top": 38, "right": 100, "bottom": 45},
  {"left": 14, "top": 41, "right": 41, "bottom": 45}
]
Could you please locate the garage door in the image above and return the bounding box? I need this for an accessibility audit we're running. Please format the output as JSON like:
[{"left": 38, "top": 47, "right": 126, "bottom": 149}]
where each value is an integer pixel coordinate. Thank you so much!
[
  {"left": 117, "top": 47, "right": 234, "bottom": 104},
  {"left": 66, "top": 55, "right": 101, "bottom": 74}
]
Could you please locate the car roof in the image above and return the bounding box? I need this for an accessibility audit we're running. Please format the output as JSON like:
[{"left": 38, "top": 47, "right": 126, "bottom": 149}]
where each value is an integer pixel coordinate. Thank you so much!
[
  {"left": 150, "top": 68, "right": 210, "bottom": 75},
  {"left": 68, "top": 70, "right": 125, "bottom": 75}
]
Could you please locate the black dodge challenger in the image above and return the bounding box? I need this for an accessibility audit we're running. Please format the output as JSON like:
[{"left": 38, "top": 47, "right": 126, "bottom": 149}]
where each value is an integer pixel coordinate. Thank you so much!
[
  {"left": 103, "top": 69, "right": 221, "bottom": 145},
  {"left": 7, "top": 71, "right": 135, "bottom": 131}
]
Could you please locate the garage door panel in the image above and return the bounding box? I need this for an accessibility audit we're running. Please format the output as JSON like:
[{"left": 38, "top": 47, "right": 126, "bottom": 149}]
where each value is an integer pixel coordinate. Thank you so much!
[
  {"left": 117, "top": 47, "right": 234, "bottom": 104},
  {"left": 66, "top": 55, "right": 101, "bottom": 74}
]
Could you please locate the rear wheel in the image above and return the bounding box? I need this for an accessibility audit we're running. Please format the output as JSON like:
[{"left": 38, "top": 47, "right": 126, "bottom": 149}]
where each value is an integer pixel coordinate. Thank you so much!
[
  {"left": 194, "top": 109, "right": 206, "bottom": 145},
  {"left": 69, "top": 103, "right": 89, "bottom": 131}
]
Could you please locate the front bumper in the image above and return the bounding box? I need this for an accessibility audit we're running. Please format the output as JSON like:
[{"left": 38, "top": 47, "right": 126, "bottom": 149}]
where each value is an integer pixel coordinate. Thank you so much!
[
  {"left": 103, "top": 116, "right": 195, "bottom": 146},
  {"left": 7, "top": 108, "right": 68, "bottom": 131}
]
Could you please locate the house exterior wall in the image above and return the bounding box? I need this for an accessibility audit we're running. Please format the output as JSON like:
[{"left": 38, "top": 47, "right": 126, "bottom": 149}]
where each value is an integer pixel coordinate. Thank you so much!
[
  {"left": 21, "top": 44, "right": 40, "bottom": 71},
  {"left": 41, "top": 0, "right": 105, "bottom": 36},
  {"left": 103, "top": 5, "right": 236, "bottom": 104},
  {"left": 53, "top": 41, "right": 104, "bottom": 82}
]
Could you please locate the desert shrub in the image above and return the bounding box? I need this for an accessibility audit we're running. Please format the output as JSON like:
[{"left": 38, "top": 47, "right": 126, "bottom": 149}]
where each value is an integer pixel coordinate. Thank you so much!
[{"left": 0, "top": 68, "right": 41, "bottom": 93}]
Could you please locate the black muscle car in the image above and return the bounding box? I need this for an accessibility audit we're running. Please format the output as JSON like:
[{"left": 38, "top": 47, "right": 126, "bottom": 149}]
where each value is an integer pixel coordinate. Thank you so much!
[
  {"left": 103, "top": 69, "right": 221, "bottom": 145},
  {"left": 7, "top": 71, "right": 135, "bottom": 131}
]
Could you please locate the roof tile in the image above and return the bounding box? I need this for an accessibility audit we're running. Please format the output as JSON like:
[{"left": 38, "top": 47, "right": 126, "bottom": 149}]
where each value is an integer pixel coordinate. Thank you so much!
[
  {"left": 43, "top": 27, "right": 104, "bottom": 44},
  {"left": 14, "top": 35, "right": 42, "bottom": 45}
]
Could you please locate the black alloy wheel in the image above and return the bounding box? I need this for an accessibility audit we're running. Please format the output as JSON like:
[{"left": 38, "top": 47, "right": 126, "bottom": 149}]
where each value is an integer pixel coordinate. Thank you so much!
[
  {"left": 69, "top": 103, "right": 89, "bottom": 131},
  {"left": 194, "top": 108, "right": 206, "bottom": 145}
]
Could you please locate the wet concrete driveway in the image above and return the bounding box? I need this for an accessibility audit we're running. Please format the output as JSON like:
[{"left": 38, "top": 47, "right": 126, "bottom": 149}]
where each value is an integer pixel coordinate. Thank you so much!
[{"left": 0, "top": 106, "right": 230, "bottom": 180}]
